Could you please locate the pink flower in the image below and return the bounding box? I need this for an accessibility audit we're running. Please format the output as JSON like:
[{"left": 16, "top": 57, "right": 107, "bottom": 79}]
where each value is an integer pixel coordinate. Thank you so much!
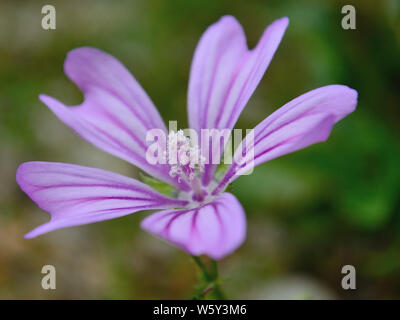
[{"left": 16, "top": 16, "right": 357, "bottom": 259}]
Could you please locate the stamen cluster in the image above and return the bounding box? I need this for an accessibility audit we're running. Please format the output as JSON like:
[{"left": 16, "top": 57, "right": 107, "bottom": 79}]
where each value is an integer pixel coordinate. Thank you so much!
[{"left": 166, "top": 130, "right": 205, "bottom": 182}]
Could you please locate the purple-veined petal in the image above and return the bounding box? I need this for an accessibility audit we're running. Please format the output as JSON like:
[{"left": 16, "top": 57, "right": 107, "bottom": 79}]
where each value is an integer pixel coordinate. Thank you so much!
[
  {"left": 141, "top": 193, "right": 246, "bottom": 260},
  {"left": 16, "top": 162, "right": 189, "bottom": 238},
  {"left": 187, "top": 16, "right": 289, "bottom": 185},
  {"left": 40, "top": 47, "right": 190, "bottom": 191},
  {"left": 212, "top": 85, "right": 358, "bottom": 195}
]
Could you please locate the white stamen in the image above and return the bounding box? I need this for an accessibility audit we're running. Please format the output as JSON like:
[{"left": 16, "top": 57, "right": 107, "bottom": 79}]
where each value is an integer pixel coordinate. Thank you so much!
[{"left": 166, "top": 130, "right": 205, "bottom": 183}]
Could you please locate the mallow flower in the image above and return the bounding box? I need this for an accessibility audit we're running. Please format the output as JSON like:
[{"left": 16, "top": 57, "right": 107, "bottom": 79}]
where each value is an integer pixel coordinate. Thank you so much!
[{"left": 16, "top": 16, "right": 357, "bottom": 260}]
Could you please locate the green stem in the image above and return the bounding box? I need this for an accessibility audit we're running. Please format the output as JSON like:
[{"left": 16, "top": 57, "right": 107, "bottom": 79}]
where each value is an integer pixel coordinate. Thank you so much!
[
  {"left": 191, "top": 256, "right": 226, "bottom": 300},
  {"left": 211, "top": 260, "right": 218, "bottom": 278},
  {"left": 192, "top": 256, "right": 211, "bottom": 281}
]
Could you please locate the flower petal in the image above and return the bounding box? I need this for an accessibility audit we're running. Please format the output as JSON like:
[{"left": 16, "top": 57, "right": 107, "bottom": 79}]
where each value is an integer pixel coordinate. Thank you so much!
[
  {"left": 141, "top": 193, "right": 246, "bottom": 260},
  {"left": 17, "top": 162, "right": 188, "bottom": 238},
  {"left": 212, "top": 85, "right": 358, "bottom": 194},
  {"left": 187, "top": 16, "right": 289, "bottom": 185},
  {"left": 40, "top": 47, "right": 190, "bottom": 191}
]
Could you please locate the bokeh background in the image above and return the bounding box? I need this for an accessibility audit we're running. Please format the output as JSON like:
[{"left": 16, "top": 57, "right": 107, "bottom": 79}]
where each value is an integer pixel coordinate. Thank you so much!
[{"left": 1, "top": 0, "right": 399, "bottom": 299}]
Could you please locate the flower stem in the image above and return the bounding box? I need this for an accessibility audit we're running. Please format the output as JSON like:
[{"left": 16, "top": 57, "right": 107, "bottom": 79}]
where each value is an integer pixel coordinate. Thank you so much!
[{"left": 191, "top": 256, "right": 226, "bottom": 300}]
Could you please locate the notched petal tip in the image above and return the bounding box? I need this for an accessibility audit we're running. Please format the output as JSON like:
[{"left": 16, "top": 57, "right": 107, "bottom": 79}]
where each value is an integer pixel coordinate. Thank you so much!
[
  {"left": 215, "top": 15, "right": 243, "bottom": 31},
  {"left": 38, "top": 94, "right": 65, "bottom": 111},
  {"left": 343, "top": 87, "right": 358, "bottom": 114},
  {"left": 276, "top": 16, "right": 290, "bottom": 26},
  {"left": 65, "top": 46, "right": 100, "bottom": 59},
  {"left": 24, "top": 229, "right": 40, "bottom": 239},
  {"left": 15, "top": 162, "right": 25, "bottom": 182},
  {"left": 63, "top": 46, "right": 110, "bottom": 87},
  {"left": 38, "top": 93, "right": 57, "bottom": 106},
  {"left": 323, "top": 84, "right": 359, "bottom": 118},
  {"left": 16, "top": 162, "right": 38, "bottom": 195}
]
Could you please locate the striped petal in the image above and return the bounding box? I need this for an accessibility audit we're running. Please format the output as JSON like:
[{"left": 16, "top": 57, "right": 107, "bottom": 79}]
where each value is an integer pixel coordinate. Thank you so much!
[
  {"left": 40, "top": 47, "right": 190, "bottom": 191},
  {"left": 212, "top": 85, "right": 358, "bottom": 194},
  {"left": 141, "top": 193, "right": 246, "bottom": 260},
  {"left": 187, "top": 16, "right": 289, "bottom": 185},
  {"left": 17, "top": 162, "right": 188, "bottom": 238}
]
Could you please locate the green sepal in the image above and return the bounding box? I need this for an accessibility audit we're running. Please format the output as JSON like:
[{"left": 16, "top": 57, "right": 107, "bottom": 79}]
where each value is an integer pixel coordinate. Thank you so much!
[{"left": 139, "top": 172, "right": 178, "bottom": 198}]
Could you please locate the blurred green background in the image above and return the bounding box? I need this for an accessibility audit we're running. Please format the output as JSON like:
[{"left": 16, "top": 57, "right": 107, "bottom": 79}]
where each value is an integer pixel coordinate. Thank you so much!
[{"left": 0, "top": 0, "right": 399, "bottom": 299}]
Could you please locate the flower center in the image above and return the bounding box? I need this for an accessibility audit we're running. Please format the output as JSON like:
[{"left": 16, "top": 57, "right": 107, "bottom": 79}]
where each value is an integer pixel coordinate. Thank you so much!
[{"left": 166, "top": 130, "right": 206, "bottom": 200}]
